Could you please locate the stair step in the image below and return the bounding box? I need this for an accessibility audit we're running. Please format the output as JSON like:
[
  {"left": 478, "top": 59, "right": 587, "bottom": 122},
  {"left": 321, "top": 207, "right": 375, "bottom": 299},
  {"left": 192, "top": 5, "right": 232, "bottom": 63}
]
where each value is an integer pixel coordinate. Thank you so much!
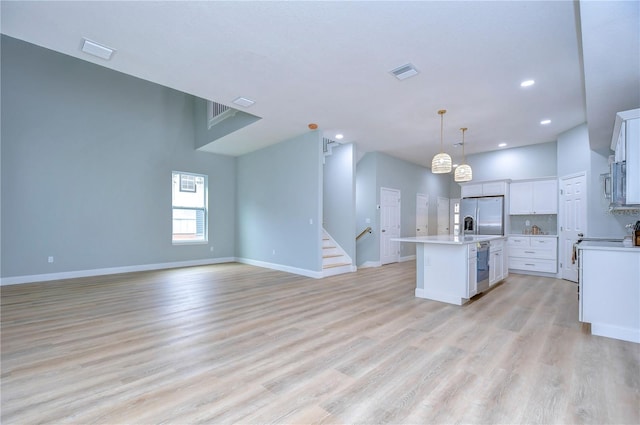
[
  {"left": 323, "top": 262, "right": 352, "bottom": 269},
  {"left": 323, "top": 253, "right": 343, "bottom": 259},
  {"left": 322, "top": 245, "right": 337, "bottom": 249}
]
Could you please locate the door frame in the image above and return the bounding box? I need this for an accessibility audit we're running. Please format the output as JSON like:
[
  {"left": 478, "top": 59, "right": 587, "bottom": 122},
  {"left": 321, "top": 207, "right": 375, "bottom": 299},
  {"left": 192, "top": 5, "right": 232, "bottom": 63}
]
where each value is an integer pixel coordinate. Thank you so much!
[
  {"left": 559, "top": 171, "right": 588, "bottom": 282},
  {"left": 380, "top": 187, "right": 401, "bottom": 265}
]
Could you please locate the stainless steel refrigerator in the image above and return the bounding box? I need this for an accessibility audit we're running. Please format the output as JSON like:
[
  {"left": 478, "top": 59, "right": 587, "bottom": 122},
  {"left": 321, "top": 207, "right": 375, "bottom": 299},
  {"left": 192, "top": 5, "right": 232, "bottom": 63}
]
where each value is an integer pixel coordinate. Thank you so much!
[{"left": 461, "top": 196, "right": 504, "bottom": 235}]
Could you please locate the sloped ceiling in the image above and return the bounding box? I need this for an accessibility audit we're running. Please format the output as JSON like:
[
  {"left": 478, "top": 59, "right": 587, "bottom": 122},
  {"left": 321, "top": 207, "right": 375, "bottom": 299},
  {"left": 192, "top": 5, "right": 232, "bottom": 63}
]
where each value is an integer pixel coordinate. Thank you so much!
[{"left": 1, "top": 1, "right": 638, "bottom": 165}]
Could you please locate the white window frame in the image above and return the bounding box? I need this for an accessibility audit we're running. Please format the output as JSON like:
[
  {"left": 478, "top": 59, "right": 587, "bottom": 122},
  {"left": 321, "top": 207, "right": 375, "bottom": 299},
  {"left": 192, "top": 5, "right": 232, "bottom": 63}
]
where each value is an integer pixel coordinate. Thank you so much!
[{"left": 172, "top": 171, "right": 208, "bottom": 245}]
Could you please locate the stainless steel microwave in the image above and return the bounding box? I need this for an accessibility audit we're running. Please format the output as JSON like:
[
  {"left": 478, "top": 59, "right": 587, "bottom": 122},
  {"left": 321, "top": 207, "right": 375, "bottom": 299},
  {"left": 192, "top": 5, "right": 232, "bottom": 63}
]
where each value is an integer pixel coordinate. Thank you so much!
[{"left": 608, "top": 161, "right": 640, "bottom": 209}]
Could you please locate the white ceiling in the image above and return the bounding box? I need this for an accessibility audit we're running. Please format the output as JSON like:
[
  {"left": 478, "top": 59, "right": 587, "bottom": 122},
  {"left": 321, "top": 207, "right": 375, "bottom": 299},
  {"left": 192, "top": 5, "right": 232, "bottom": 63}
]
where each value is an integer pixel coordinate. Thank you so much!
[{"left": 2, "top": 1, "right": 638, "bottom": 166}]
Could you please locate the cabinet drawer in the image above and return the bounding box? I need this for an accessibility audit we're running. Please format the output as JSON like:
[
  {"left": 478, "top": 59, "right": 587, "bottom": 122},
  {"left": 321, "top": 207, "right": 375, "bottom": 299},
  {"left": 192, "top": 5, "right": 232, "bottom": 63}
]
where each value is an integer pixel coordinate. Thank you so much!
[
  {"left": 509, "top": 257, "right": 557, "bottom": 273},
  {"left": 508, "top": 237, "right": 530, "bottom": 247},
  {"left": 509, "top": 247, "right": 556, "bottom": 260},
  {"left": 530, "top": 237, "right": 557, "bottom": 248}
]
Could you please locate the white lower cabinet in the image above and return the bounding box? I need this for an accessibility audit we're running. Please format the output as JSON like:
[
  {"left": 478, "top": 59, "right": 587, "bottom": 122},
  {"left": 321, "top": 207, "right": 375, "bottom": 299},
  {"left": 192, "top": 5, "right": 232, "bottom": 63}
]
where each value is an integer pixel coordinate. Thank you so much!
[
  {"left": 489, "top": 239, "right": 507, "bottom": 285},
  {"left": 508, "top": 236, "right": 557, "bottom": 273},
  {"left": 579, "top": 246, "right": 640, "bottom": 343}
]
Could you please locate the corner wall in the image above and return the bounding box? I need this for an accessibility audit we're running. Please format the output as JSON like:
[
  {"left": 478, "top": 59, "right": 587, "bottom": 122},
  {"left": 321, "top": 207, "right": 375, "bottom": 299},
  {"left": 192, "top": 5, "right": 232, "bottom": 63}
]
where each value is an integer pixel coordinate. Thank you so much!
[
  {"left": 356, "top": 152, "right": 450, "bottom": 265},
  {"left": 0, "top": 36, "right": 236, "bottom": 280},
  {"left": 236, "top": 131, "right": 323, "bottom": 274}
]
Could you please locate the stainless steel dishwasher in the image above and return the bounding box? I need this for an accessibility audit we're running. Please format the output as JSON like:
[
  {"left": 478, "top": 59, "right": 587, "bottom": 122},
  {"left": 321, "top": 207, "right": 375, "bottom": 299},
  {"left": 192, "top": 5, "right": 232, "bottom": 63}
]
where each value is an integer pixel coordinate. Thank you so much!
[{"left": 477, "top": 241, "right": 490, "bottom": 293}]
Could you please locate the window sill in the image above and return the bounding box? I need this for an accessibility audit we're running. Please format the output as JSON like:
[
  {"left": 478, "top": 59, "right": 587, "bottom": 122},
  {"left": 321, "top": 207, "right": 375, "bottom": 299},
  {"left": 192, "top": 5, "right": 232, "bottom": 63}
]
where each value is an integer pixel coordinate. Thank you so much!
[{"left": 172, "top": 240, "right": 208, "bottom": 246}]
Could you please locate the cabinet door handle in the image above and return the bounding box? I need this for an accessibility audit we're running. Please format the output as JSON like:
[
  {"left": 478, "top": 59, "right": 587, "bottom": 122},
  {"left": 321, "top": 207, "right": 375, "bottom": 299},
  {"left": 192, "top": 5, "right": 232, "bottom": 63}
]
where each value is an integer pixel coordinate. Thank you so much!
[
  {"left": 524, "top": 251, "right": 535, "bottom": 254},
  {"left": 525, "top": 263, "right": 535, "bottom": 266}
]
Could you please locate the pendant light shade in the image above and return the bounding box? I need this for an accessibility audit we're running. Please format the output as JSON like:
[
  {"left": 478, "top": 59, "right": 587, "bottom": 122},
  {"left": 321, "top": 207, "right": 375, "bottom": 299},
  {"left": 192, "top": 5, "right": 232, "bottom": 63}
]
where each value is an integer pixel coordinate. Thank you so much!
[
  {"left": 454, "top": 127, "right": 473, "bottom": 182},
  {"left": 431, "top": 109, "right": 452, "bottom": 174}
]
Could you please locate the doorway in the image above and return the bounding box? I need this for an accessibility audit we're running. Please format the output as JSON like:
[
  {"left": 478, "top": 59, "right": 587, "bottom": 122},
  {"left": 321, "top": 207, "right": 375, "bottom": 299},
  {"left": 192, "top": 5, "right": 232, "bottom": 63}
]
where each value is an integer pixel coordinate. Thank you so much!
[
  {"left": 380, "top": 187, "right": 401, "bottom": 265},
  {"left": 559, "top": 172, "right": 588, "bottom": 282},
  {"left": 437, "top": 196, "right": 450, "bottom": 235}
]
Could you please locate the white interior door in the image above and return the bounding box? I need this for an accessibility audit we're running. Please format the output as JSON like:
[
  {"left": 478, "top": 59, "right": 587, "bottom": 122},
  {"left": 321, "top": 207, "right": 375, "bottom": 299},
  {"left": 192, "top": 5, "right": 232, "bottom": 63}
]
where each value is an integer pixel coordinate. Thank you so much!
[
  {"left": 437, "top": 197, "right": 450, "bottom": 235},
  {"left": 416, "top": 193, "right": 429, "bottom": 237},
  {"left": 380, "top": 187, "right": 401, "bottom": 265},
  {"left": 560, "top": 172, "right": 588, "bottom": 282}
]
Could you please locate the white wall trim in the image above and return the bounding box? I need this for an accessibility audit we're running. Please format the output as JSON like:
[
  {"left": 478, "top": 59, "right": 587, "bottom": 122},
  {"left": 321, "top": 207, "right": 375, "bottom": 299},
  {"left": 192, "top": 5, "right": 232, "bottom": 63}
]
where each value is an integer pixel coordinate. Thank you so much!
[
  {"left": 322, "top": 264, "right": 357, "bottom": 278},
  {"left": 358, "top": 261, "right": 382, "bottom": 268},
  {"left": 591, "top": 323, "right": 640, "bottom": 344},
  {"left": 235, "top": 258, "right": 323, "bottom": 279},
  {"left": 0, "top": 257, "right": 236, "bottom": 286},
  {"left": 399, "top": 255, "right": 416, "bottom": 262}
]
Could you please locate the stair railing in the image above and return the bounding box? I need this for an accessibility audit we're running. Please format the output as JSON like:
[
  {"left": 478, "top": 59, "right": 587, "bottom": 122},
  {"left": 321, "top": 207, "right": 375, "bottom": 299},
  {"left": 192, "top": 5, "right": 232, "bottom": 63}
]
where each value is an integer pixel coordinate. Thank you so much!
[{"left": 356, "top": 226, "right": 372, "bottom": 241}]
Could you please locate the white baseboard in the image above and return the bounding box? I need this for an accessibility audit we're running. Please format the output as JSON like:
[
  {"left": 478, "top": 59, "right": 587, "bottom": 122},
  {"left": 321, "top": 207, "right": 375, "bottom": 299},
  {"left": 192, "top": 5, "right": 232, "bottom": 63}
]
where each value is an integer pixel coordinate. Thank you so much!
[
  {"left": 591, "top": 323, "right": 640, "bottom": 344},
  {"left": 399, "top": 255, "right": 416, "bottom": 262},
  {"left": 322, "top": 264, "right": 357, "bottom": 278},
  {"left": 415, "top": 288, "right": 465, "bottom": 306},
  {"left": 358, "top": 261, "right": 381, "bottom": 268},
  {"left": 0, "top": 257, "right": 236, "bottom": 286},
  {"left": 235, "top": 258, "right": 323, "bottom": 279}
]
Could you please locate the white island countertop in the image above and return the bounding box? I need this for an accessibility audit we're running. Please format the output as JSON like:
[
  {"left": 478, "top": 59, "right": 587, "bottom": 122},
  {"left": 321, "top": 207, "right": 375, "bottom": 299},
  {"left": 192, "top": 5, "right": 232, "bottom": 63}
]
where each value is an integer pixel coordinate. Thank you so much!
[{"left": 392, "top": 235, "right": 504, "bottom": 245}]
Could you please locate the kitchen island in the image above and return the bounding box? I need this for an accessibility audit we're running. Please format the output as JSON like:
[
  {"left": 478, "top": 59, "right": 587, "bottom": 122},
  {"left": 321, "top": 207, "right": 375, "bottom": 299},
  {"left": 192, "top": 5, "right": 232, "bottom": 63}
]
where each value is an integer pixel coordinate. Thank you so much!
[
  {"left": 577, "top": 241, "right": 640, "bottom": 343},
  {"left": 393, "top": 235, "right": 506, "bottom": 305}
]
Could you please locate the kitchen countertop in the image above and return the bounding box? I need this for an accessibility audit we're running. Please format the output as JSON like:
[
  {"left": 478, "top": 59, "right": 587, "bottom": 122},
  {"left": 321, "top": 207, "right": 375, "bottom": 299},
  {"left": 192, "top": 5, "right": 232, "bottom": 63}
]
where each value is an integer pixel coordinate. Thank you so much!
[
  {"left": 392, "top": 235, "right": 504, "bottom": 245},
  {"left": 577, "top": 240, "right": 640, "bottom": 252},
  {"left": 508, "top": 234, "right": 558, "bottom": 237}
]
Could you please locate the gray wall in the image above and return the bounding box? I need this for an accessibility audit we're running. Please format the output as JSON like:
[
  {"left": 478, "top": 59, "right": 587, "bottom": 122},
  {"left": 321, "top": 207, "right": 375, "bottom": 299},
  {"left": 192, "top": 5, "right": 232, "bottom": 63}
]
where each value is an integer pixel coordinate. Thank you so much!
[
  {"left": 355, "top": 152, "right": 450, "bottom": 265},
  {"left": 1, "top": 36, "right": 236, "bottom": 278},
  {"left": 236, "top": 131, "right": 323, "bottom": 272},
  {"left": 355, "top": 153, "right": 378, "bottom": 265},
  {"left": 323, "top": 143, "right": 356, "bottom": 261},
  {"left": 465, "top": 141, "right": 558, "bottom": 182}
]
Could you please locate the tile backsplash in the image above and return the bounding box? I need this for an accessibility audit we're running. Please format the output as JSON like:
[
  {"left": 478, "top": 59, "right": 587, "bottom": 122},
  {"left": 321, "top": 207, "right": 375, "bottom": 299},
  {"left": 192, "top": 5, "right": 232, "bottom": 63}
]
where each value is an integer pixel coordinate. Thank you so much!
[{"left": 509, "top": 214, "right": 558, "bottom": 235}]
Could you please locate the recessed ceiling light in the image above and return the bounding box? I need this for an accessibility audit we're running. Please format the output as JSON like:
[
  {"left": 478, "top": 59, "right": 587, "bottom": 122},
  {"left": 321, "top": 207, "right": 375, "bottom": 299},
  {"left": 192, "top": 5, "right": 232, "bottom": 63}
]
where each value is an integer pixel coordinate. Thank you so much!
[
  {"left": 335, "top": 134, "right": 344, "bottom": 140},
  {"left": 232, "top": 97, "right": 255, "bottom": 108},
  {"left": 540, "top": 119, "right": 551, "bottom": 125},
  {"left": 498, "top": 143, "right": 508, "bottom": 147},
  {"left": 520, "top": 79, "right": 535, "bottom": 87},
  {"left": 81, "top": 38, "right": 115, "bottom": 60}
]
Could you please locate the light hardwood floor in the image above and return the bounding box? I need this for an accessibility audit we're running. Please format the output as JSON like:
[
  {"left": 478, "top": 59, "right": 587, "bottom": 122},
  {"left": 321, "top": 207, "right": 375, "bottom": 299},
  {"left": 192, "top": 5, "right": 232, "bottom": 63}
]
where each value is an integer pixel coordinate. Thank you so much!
[{"left": 1, "top": 262, "right": 639, "bottom": 424}]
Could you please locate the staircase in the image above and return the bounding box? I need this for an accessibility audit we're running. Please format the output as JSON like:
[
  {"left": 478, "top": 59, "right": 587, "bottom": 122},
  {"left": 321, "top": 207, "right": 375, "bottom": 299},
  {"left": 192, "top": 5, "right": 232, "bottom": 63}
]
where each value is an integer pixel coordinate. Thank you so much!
[{"left": 322, "top": 228, "right": 355, "bottom": 277}]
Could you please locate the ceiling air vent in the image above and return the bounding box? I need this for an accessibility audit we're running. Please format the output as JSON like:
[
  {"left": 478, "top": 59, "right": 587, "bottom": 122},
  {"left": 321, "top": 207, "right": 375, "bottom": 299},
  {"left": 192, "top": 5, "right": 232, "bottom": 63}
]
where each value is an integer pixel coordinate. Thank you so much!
[
  {"left": 390, "top": 63, "right": 419, "bottom": 81},
  {"left": 207, "top": 101, "right": 237, "bottom": 129}
]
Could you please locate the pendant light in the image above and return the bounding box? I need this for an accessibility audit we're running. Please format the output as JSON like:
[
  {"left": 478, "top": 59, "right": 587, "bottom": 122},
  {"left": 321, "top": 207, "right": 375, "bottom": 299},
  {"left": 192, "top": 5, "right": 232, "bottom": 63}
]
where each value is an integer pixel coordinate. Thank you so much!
[
  {"left": 454, "top": 127, "right": 473, "bottom": 182},
  {"left": 431, "top": 109, "right": 452, "bottom": 173}
]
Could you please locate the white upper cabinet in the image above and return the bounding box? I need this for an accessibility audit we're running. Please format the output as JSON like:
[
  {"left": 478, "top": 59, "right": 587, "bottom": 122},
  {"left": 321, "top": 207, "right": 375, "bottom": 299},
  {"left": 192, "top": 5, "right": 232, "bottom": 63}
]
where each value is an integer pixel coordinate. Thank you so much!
[
  {"left": 509, "top": 179, "right": 558, "bottom": 214},
  {"left": 611, "top": 109, "right": 640, "bottom": 205},
  {"left": 460, "top": 181, "right": 508, "bottom": 198},
  {"left": 624, "top": 117, "right": 639, "bottom": 204}
]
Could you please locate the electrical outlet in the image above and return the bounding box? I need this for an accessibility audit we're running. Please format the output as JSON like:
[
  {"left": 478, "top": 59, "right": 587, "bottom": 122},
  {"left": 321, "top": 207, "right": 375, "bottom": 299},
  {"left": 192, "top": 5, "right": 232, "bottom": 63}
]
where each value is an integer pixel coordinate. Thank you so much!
[
  {"left": 48, "top": 256, "right": 54, "bottom": 263},
  {"left": 272, "top": 249, "right": 276, "bottom": 255},
  {"left": 210, "top": 246, "right": 214, "bottom": 252}
]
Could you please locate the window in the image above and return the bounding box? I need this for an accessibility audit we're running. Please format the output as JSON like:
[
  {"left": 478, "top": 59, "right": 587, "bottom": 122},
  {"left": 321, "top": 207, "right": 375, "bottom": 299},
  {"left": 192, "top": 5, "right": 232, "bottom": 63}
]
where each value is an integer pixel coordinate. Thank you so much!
[{"left": 172, "top": 171, "right": 207, "bottom": 243}]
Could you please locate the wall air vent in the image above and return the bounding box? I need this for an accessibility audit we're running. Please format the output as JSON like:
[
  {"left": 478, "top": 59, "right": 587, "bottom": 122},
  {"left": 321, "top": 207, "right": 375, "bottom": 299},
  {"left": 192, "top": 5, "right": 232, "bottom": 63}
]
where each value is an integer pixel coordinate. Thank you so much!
[
  {"left": 207, "top": 101, "right": 238, "bottom": 129},
  {"left": 323, "top": 137, "right": 338, "bottom": 154},
  {"left": 390, "top": 63, "right": 419, "bottom": 80}
]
